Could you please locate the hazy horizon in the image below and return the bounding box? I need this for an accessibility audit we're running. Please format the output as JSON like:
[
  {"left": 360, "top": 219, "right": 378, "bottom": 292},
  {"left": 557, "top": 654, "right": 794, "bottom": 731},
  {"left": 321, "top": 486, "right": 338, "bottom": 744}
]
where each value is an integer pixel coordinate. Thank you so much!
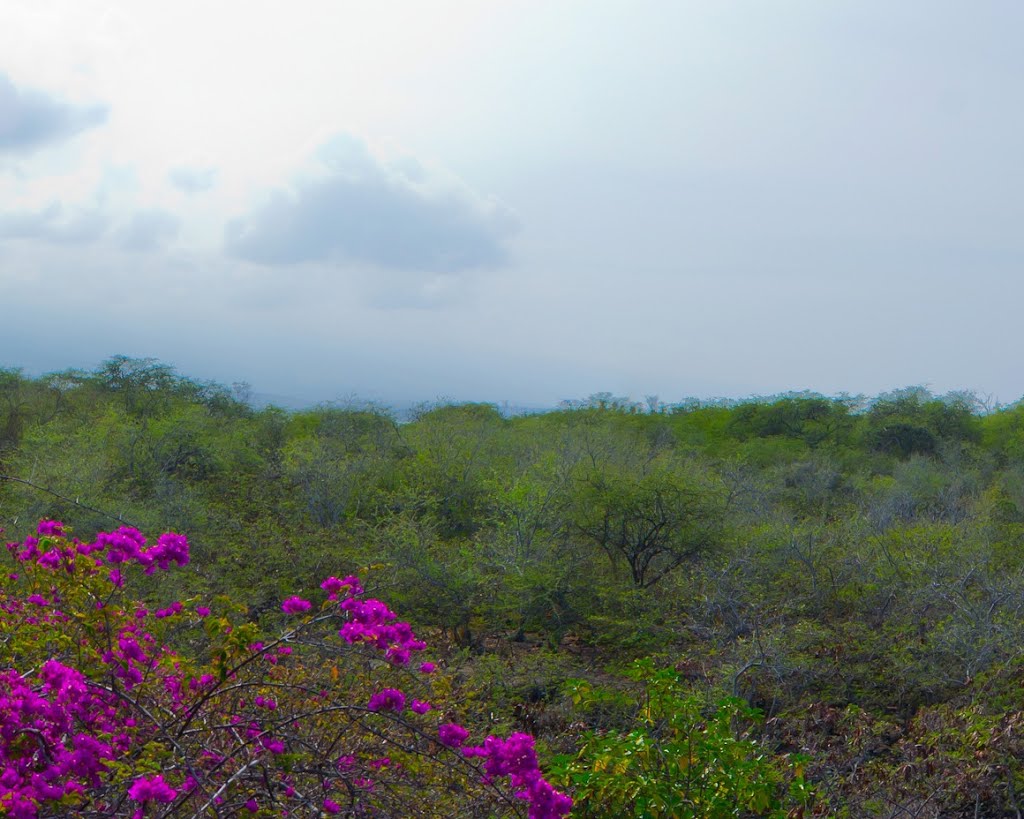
[{"left": 4, "top": 353, "right": 1007, "bottom": 416}]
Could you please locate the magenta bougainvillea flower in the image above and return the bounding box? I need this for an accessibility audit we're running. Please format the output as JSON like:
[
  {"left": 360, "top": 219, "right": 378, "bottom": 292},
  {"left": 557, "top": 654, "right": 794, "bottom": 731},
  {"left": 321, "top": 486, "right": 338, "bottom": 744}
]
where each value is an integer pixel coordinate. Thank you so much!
[
  {"left": 366, "top": 688, "right": 406, "bottom": 712},
  {"left": 128, "top": 774, "right": 177, "bottom": 803},
  {"left": 438, "top": 723, "right": 470, "bottom": 747},
  {"left": 281, "top": 596, "right": 312, "bottom": 614}
]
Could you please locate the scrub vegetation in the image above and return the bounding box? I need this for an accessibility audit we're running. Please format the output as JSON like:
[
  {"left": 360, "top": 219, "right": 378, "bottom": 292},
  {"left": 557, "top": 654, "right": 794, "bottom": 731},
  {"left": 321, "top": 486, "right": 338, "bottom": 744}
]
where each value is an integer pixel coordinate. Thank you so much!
[{"left": 3, "top": 357, "right": 1024, "bottom": 816}]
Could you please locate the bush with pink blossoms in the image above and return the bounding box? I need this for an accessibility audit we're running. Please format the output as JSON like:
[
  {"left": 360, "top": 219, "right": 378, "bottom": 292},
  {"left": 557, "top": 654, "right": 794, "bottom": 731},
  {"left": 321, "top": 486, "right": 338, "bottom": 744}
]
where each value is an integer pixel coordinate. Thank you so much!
[{"left": 0, "top": 521, "right": 571, "bottom": 818}]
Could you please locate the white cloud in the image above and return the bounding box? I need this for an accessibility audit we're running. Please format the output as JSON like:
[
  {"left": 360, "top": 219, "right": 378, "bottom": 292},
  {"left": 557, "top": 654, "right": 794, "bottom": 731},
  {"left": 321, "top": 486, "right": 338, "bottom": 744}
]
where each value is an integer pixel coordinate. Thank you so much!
[
  {"left": 224, "top": 134, "right": 518, "bottom": 273},
  {"left": 0, "top": 72, "right": 107, "bottom": 155}
]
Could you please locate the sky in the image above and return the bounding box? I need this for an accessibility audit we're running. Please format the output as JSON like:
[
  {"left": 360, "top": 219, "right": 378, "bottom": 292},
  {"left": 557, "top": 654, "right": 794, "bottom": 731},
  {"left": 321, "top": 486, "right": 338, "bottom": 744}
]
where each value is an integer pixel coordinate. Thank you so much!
[{"left": 1, "top": 1, "right": 1023, "bottom": 408}]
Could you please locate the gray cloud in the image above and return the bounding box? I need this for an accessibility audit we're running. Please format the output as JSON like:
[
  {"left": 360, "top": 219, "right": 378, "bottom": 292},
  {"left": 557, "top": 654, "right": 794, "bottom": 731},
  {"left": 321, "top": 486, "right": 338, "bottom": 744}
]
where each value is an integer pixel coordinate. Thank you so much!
[
  {"left": 0, "top": 73, "right": 108, "bottom": 154},
  {"left": 118, "top": 209, "right": 181, "bottom": 252},
  {"left": 168, "top": 165, "right": 217, "bottom": 194},
  {"left": 224, "top": 134, "right": 517, "bottom": 272},
  {"left": 0, "top": 202, "right": 108, "bottom": 244}
]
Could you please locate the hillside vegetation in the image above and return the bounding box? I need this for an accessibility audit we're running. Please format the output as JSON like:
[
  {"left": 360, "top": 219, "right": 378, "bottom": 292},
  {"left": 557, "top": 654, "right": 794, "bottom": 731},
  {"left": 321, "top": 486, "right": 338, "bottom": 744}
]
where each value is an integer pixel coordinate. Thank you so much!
[{"left": 4, "top": 358, "right": 1024, "bottom": 816}]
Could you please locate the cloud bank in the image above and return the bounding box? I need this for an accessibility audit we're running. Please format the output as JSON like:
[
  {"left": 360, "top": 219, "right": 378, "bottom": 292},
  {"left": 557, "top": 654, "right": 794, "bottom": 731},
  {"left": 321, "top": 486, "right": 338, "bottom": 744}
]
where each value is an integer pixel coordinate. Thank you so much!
[
  {"left": 0, "top": 73, "right": 108, "bottom": 154},
  {"left": 224, "top": 135, "right": 517, "bottom": 272},
  {"left": 0, "top": 203, "right": 108, "bottom": 244}
]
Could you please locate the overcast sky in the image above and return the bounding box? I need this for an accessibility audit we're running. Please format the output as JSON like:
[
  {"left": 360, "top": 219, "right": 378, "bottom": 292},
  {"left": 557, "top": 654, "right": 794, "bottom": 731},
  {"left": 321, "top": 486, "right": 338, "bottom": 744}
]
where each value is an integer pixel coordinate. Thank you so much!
[{"left": 1, "top": 1, "right": 1022, "bottom": 407}]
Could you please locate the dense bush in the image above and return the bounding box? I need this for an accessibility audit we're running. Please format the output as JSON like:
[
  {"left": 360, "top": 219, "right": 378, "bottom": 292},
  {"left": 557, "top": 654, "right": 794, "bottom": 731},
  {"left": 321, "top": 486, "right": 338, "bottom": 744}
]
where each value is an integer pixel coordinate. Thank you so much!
[{"left": 549, "top": 661, "right": 810, "bottom": 818}]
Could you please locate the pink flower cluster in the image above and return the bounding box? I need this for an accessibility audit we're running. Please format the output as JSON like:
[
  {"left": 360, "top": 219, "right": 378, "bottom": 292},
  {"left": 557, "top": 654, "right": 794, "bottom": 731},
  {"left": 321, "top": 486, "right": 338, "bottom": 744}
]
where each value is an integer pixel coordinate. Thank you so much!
[
  {"left": 95, "top": 529, "right": 190, "bottom": 574},
  {"left": 438, "top": 723, "right": 469, "bottom": 747},
  {"left": 281, "top": 595, "right": 312, "bottom": 614},
  {"left": 321, "top": 575, "right": 362, "bottom": 599},
  {"left": 127, "top": 773, "right": 177, "bottom": 803},
  {"left": 7, "top": 524, "right": 190, "bottom": 576},
  {"left": 465, "top": 734, "right": 574, "bottom": 819},
  {"left": 0, "top": 661, "right": 125, "bottom": 817},
  {"left": 366, "top": 688, "right": 406, "bottom": 712},
  {"left": 338, "top": 595, "right": 428, "bottom": 666},
  {"left": 0, "top": 522, "right": 572, "bottom": 818}
]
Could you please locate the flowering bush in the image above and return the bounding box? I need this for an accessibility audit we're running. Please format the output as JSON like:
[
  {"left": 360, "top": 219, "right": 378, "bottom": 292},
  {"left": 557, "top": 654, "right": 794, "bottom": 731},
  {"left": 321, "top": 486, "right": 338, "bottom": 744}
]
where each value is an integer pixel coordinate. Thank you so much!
[{"left": 0, "top": 521, "right": 571, "bottom": 818}]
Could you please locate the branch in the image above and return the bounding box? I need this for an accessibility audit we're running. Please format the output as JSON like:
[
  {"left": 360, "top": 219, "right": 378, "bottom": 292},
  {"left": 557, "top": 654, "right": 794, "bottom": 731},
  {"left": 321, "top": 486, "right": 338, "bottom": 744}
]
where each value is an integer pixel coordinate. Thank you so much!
[{"left": 0, "top": 473, "right": 137, "bottom": 528}]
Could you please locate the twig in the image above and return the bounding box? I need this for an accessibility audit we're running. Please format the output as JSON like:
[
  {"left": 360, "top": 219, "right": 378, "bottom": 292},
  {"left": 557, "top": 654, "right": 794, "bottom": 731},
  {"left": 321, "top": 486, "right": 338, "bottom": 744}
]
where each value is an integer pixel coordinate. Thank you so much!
[{"left": 0, "top": 473, "right": 136, "bottom": 528}]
